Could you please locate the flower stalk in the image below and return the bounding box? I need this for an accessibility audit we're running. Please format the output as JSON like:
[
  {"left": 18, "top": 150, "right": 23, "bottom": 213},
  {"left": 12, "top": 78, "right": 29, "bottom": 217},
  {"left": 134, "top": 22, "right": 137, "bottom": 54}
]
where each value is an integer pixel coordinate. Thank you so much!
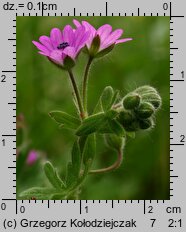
[
  {"left": 89, "top": 149, "right": 123, "bottom": 174},
  {"left": 82, "top": 56, "right": 93, "bottom": 116},
  {"left": 68, "top": 70, "right": 85, "bottom": 119}
]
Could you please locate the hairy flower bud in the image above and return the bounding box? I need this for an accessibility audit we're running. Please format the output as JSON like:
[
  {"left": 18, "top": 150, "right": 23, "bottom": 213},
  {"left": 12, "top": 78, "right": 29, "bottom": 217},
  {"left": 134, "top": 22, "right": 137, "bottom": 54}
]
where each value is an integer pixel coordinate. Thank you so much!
[
  {"left": 139, "top": 118, "right": 154, "bottom": 130},
  {"left": 134, "top": 85, "right": 162, "bottom": 110},
  {"left": 118, "top": 110, "right": 134, "bottom": 124},
  {"left": 123, "top": 93, "right": 141, "bottom": 110},
  {"left": 135, "top": 102, "right": 155, "bottom": 119}
]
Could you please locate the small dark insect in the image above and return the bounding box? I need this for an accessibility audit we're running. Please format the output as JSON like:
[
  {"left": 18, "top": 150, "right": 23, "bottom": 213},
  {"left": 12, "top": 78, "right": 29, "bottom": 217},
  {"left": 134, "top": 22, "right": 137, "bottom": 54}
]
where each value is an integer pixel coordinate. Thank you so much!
[{"left": 57, "top": 42, "right": 69, "bottom": 50}]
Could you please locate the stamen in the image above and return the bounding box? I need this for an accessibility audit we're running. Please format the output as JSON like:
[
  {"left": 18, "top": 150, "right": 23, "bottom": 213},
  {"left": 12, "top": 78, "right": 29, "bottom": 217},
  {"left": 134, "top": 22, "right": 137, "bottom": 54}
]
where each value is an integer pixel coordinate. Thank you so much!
[{"left": 57, "top": 42, "right": 69, "bottom": 50}]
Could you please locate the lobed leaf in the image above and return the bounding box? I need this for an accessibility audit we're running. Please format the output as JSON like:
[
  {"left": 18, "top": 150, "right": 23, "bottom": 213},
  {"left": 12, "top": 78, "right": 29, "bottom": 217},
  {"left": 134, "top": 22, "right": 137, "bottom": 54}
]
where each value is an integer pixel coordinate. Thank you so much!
[
  {"left": 44, "top": 162, "right": 65, "bottom": 190},
  {"left": 49, "top": 111, "right": 80, "bottom": 130},
  {"left": 76, "top": 113, "right": 106, "bottom": 136},
  {"left": 19, "top": 187, "right": 60, "bottom": 200},
  {"left": 101, "top": 86, "right": 114, "bottom": 112}
]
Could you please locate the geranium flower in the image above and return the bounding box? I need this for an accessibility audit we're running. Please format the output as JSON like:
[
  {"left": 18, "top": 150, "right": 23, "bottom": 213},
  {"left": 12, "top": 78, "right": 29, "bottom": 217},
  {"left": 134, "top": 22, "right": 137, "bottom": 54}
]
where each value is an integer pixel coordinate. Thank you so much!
[
  {"left": 73, "top": 19, "right": 132, "bottom": 57},
  {"left": 32, "top": 25, "right": 90, "bottom": 69},
  {"left": 26, "top": 150, "right": 38, "bottom": 165}
]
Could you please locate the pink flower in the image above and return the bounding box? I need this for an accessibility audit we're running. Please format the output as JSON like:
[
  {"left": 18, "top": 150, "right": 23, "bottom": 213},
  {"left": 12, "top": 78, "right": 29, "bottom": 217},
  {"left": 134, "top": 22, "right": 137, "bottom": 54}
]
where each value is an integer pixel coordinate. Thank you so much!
[
  {"left": 26, "top": 150, "right": 38, "bottom": 165},
  {"left": 73, "top": 20, "right": 132, "bottom": 57},
  {"left": 32, "top": 25, "right": 90, "bottom": 69}
]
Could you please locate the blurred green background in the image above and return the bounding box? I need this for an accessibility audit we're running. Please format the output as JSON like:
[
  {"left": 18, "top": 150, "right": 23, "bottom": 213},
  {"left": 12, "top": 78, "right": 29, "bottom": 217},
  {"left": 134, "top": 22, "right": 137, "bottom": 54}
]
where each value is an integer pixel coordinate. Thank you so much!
[{"left": 17, "top": 16, "right": 169, "bottom": 199}]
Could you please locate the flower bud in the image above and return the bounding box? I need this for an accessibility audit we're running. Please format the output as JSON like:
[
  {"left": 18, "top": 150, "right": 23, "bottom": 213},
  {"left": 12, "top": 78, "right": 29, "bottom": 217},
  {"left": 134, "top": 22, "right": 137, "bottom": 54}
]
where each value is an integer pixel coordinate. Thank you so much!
[
  {"left": 124, "top": 120, "right": 139, "bottom": 132},
  {"left": 139, "top": 118, "right": 154, "bottom": 130},
  {"left": 123, "top": 93, "right": 141, "bottom": 110},
  {"left": 118, "top": 111, "right": 134, "bottom": 124},
  {"left": 134, "top": 85, "right": 162, "bottom": 110},
  {"left": 135, "top": 102, "right": 154, "bottom": 119}
]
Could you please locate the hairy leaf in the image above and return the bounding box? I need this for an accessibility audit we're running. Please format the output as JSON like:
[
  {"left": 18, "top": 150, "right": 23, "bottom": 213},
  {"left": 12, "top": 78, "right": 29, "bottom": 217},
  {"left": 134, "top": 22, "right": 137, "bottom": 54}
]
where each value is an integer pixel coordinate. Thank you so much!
[
  {"left": 101, "top": 86, "right": 114, "bottom": 111},
  {"left": 49, "top": 111, "right": 80, "bottom": 130},
  {"left": 76, "top": 113, "right": 106, "bottom": 136},
  {"left": 83, "top": 134, "right": 96, "bottom": 165},
  {"left": 44, "top": 162, "right": 65, "bottom": 190},
  {"left": 108, "top": 119, "right": 126, "bottom": 137},
  {"left": 71, "top": 140, "right": 81, "bottom": 178},
  {"left": 19, "top": 187, "right": 59, "bottom": 200}
]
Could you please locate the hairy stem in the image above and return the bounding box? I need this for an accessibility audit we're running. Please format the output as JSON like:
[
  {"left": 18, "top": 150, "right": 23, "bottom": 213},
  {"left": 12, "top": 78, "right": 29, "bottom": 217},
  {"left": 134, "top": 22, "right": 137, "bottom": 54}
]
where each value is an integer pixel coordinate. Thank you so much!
[
  {"left": 82, "top": 57, "right": 93, "bottom": 116},
  {"left": 89, "top": 149, "right": 123, "bottom": 174},
  {"left": 68, "top": 70, "right": 85, "bottom": 119}
]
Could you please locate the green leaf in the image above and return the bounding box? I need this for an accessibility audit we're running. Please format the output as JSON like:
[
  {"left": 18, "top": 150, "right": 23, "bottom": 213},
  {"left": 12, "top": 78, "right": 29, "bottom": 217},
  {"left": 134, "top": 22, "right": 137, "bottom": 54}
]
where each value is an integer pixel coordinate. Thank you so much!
[
  {"left": 83, "top": 134, "right": 96, "bottom": 166},
  {"left": 71, "top": 140, "right": 81, "bottom": 178},
  {"left": 44, "top": 162, "right": 65, "bottom": 190},
  {"left": 105, "top": 134, "right": 125, "bottom": 151},
  {"left": 108, "top": 119, "right": 126, "bottom": 137},
  {"left": 66, "top": 162, "right": 77, "bottom": 188},
  {"left": 101, "top": 86, "right": 114, "bottom": 112},
  {"left": 19, "top": 187, "right": 58, "bottom": 200},
  {"left": 49, "top": 111, "right": 80, "bottom": 130},
  {"left": 76, "top": 113, "right": 106, "bottom": 136},
  {"left": 51, "top": 193, "right": 67, "bottom": 200},
  {"left": 95, "top": 44, "right": 115, "bottom": 58},
  {"left": 105, "top": 109, "right": 118, "bottom": 119},
  {"left": 110, "top": 90, "right": 120, "bottom": 107},
  {"left": 93, "top": 98, "right": 103, "bottom": 114}
]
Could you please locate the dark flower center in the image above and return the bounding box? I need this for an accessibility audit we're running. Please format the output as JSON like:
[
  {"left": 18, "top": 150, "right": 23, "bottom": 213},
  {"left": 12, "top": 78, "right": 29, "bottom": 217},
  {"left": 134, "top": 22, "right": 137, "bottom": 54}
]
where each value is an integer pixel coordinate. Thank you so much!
[{"left": 57, "top": 42, "right": 69, "bottom": 50}]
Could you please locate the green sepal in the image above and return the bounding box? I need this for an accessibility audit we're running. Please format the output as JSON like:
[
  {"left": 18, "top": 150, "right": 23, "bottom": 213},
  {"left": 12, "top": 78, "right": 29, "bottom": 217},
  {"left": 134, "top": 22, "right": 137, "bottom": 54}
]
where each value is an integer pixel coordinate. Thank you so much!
[
  {"left": 49, "top": 111, "right": 80, "bottom": 130},
  {"left": 44, "top": 162, "right": 65, "bottom": 190},
  {"left": 83, "top": 134, "right": 96, "bottom": 166},
  {"left": 76, "top": 113, "right": 106, "bottom": 136},
  {"left": 108, "top": 119, "right": 126, "bottom": 137},
  {"left": 89, "top": 35, "right": 101, "bottom": 57},
  {"left": 95, "top": 44, "right": 115, "bottom": 58},
  {"left": 105, "top": 134, "right": 125, "bottom": 151},
  {"left": 71, "top": 140, "right": 81, "bottom": 178},
  {"left": 63, "top": 55, "right": 76, "bottom": 70},
  {"left": 101, "top": 86, "right": 114, "bottom": 112},
  {"left": 19, "top": 187, "right": 60, "bottom": 200}
]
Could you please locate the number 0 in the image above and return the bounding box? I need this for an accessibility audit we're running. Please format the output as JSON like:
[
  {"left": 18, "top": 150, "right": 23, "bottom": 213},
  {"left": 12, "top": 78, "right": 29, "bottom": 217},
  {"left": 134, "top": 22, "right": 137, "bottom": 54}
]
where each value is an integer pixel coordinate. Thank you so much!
[{"left": 163, "top": 3, "right": 168, "bottom": 10}]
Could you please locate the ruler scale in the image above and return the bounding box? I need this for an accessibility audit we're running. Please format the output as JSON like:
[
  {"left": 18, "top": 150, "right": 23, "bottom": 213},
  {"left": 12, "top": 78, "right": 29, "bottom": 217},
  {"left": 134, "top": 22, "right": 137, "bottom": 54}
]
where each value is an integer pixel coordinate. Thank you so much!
[{"left": 0, "top": 0, "right": 185, "bottom": 231}]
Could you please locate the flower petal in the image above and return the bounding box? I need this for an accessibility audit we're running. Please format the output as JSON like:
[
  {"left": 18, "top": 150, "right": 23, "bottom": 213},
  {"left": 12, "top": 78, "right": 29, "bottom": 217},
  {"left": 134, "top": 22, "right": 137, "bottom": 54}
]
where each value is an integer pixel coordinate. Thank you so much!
[
  {"left": 62, "top": 25, "right": 75, "bottom": 45},
  {"left": 82, "top": 21, "right": 96, "bottom": 48},
  {"left": 39, "top": 36, "right": 53, "bottom": 51},
  {"left": 50, "top": 28, "right": 63, "bottom": 48},
  {"left": 38, "top": 51, "right": 49, "bottom": 56},
  {"left": 32, "top": 41, "right": 50, "bottom": 55},
  {"left": 63, "top": 46, "right": 76, "bottom": 59},
  {"left": 73, "top": 26, "right": 89, "bottom": 51},
  {"left": 49, "top": 50, "right": 64, "bottom": 64},
  {"left": 115, "top": 38, "right": 133, "bottom": 44},
  {"left": 97, "top": 24, "right": 112, "bottom": 42},
  {"left": 82, "top": 21, "right": 96, "bottom": 33},
  {"left": 73, "top": 19, "right": 81, "bottom": 28},
  {"left": 101, "top": 29, "right": 123, "bottom": 49}
]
